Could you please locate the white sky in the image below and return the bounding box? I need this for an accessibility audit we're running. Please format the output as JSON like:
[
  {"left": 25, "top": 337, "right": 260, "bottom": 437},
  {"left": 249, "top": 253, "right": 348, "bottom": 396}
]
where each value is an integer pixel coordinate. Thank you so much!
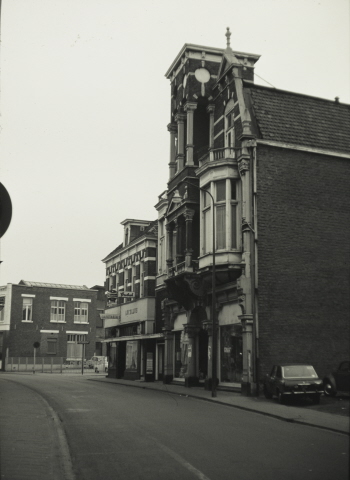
[{"left": 0, "top": 0, "right": 349, "bottom": 288}]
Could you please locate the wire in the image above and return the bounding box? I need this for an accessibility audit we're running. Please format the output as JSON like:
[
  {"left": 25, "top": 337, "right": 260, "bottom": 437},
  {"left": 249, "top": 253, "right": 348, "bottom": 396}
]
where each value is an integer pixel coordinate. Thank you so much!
[{"left": 255, "top": 73, "right": 276, "bottom": 88}]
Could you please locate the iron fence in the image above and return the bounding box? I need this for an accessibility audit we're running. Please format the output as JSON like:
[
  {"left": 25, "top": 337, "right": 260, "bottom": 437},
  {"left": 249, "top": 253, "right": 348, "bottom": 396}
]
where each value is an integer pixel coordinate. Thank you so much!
[{"left": 4, "top": 357, "right": 93, "bottom": 374}]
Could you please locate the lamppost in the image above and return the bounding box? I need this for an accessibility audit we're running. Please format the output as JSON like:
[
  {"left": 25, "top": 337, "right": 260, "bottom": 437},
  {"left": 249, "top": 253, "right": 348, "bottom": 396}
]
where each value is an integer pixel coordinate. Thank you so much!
[{"left": 186, "top": 181, "right": 217, "bottom": 398}]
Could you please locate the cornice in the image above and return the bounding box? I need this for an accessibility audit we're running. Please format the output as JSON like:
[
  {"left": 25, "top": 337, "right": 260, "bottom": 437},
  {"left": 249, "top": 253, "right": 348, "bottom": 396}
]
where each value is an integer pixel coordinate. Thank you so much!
[{"left": 256, "top": 139, "right": 350, "bottom": 159}]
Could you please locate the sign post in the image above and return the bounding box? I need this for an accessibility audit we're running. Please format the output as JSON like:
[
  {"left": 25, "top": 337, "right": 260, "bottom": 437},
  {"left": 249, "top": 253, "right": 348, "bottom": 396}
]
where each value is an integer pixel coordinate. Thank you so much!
[
  {"left": 77, "top": 341, "right": 90, "bottom": 375},
  {"left": 33, "top": 342, "right": 40, "bottom": 374}
]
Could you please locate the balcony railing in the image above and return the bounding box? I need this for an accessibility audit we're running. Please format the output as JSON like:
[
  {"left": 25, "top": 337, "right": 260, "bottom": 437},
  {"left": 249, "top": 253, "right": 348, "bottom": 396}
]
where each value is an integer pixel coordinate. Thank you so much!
[
  {"left": 198, "top": 147, "right": 236, "bottom": 166},
  {"left": 168, "top": 260, "right": 199, "bottom": 277}
]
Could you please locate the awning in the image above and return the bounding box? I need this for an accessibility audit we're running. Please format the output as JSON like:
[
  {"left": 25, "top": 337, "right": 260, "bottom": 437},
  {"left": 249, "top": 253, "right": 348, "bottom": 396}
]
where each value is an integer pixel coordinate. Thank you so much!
[{"left": 102, "top": 333, "right": 164, "bottom": 343}]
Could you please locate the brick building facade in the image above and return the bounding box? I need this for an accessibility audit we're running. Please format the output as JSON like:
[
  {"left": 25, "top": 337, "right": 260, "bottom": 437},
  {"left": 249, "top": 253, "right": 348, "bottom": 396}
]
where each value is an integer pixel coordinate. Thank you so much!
[
  {"left": 102, "top": 219, "right": 162, "bottom": 381},
  {"left": 0, "top": 280, "right": 98, "bottom": 369},
  {"left": 155, "top": 29, "right": 350, "bottom": 395}
]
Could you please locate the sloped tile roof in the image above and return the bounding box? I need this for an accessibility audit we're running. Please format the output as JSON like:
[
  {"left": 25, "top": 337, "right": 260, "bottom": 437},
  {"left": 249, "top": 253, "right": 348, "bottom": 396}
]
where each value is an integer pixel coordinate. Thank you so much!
[
  {"left": 19, "top": 280, "right": 89, "bottom": 289},
  {"left": 247, "top": 85, "right": 350, "bottom": 154},
  {"left": 102, "top": 220, "right": 158, "bottom": 263}
]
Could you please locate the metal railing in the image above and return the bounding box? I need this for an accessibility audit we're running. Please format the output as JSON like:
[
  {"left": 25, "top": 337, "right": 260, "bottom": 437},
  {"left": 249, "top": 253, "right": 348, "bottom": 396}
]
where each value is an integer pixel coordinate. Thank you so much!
[{"left": 4, "top": 357, "right": 100, "bottom": 374}]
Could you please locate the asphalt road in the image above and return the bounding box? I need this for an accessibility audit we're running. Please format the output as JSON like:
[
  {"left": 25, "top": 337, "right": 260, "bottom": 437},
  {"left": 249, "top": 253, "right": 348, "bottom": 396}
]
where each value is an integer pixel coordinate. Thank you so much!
[{"left": 1, "top": 375, "right": 349, "bottom": 480}]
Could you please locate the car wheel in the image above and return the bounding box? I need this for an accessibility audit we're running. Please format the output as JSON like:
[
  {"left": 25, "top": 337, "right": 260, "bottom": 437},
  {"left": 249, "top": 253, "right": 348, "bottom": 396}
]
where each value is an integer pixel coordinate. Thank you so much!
[
  {"left": 323, "top": 381, "right": 336, "bottom": 397},
  {"left": 263, "top": 385, "right": 273, "bottom": 399},
  {"left": 277, "top": 390, "right": 285, "bottom": 404}
]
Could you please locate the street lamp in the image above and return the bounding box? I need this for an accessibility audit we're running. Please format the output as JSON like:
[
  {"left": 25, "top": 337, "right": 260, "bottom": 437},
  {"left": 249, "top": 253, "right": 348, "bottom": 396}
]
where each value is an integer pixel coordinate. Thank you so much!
[{"left": 186, "top": 181, "right": 217, "bottom": 398}]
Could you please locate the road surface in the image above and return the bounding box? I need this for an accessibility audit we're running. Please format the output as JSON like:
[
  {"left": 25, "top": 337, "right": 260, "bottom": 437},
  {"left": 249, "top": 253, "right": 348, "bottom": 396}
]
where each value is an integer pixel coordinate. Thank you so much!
[{"left": 0, "top": 374, "right": 348, "bottom": 480}]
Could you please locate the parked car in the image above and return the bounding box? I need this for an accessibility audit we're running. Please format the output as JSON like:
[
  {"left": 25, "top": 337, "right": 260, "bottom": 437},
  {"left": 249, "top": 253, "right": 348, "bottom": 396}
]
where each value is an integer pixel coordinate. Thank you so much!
[
  {"left": 87, "top": 356, "right": 108, "bottom": 372},
  {"left": 323, "top": 361, "right": 350, "bottom": 396},
  {"left": 263, "top": 364, "right": 324, "bottom": 404}
]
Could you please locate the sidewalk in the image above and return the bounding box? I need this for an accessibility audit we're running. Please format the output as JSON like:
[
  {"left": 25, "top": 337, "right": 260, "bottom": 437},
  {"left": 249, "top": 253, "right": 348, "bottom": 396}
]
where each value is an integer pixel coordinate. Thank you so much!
[
  {"left": 88, "top": 376, "right": 350, "bottom": 435},
  {"left": 0, "top": 377, "right": 71, "bottom": 480}
]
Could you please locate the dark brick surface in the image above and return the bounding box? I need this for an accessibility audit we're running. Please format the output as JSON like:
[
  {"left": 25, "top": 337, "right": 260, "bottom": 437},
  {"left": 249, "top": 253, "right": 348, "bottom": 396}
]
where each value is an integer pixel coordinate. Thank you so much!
[
  {"left": 257, "top": 145, "right": 350, "bottom": 378},
  {"left": 3, "top": 284, "right": 97, "bottom": 361}
]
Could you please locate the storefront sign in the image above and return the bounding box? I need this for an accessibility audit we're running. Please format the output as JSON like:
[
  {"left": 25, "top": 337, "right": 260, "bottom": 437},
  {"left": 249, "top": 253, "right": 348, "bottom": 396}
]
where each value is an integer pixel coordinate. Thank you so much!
[
  {"left": 125, "top": 308, "right": 138, "bottom": 315},
  {"left": 218, "top": 303, "right": 241, "bottom": 326}
]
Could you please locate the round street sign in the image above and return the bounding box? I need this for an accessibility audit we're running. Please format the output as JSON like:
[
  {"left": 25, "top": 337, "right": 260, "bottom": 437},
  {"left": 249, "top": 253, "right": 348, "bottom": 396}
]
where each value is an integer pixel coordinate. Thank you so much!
[
  {"left": 33, "top": 342, "right": 40, "bottom": 349},
  {"left": 0, "top": 183, "right": 12, "bottom": 238}
]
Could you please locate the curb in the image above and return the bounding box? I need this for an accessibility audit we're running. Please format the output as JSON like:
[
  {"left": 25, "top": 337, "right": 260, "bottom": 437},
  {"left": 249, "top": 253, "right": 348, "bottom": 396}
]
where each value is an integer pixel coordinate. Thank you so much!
[{"left": 88, "top": 377, "right": 350, "bottom": 436}]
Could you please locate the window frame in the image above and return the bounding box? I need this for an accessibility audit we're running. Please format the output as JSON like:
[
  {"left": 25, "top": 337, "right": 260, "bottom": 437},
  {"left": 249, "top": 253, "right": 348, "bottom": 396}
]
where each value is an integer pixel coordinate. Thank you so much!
[
  {"left": 74, "top": 302, "right": 89, "bottom": 324},
  {"left": 50, "top": 300, "right": 66, "bottom": 323},
  {"left": 22, "top": 297, "right": 33, "bottom": 322}
]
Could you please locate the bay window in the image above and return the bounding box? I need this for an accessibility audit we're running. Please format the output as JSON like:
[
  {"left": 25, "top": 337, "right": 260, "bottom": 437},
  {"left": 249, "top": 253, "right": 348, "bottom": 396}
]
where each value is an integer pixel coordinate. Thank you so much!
[{"left": 202, "top": 179, "right": 239, "bottom": 253}]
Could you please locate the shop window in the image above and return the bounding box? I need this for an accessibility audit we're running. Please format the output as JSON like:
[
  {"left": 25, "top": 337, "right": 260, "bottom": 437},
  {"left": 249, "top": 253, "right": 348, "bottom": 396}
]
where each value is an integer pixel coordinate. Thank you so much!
[
  {"left": 220, "top": 325, "right": 242, "bottom": 383},
  {"left": 125, "top": 341, "right": 138, "bottom": 372}
]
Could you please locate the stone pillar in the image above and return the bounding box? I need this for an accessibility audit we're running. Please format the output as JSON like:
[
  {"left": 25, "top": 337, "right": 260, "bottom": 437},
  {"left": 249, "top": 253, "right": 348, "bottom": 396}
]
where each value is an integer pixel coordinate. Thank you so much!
[
  {"left": 239, "top": 314, "right": 254, "bottom": 395},
  {"left": 163, "top": 330, "right": 174, "bottom": 384},
  {"left": 184, "top": 102, "right": 197, "bottom": 166},
  {"left": 184, "top": 209, "right": 195, "bottom": 268},
  {"left": 167, "top": 123, "right": 177, "bottom": 180},
  {"left": 166, "top": 223, "right": 174, "bottom": 271},
  {"left": 203, "top": 320, "right": 213, "bottom": 390},
  {"left": 174, "top": 218, "right": 183, "bottom": 265},
  {"left": 207, "top": 104, "right": 215, "bottom": 150},
  {"left": 184, "top": 324, "right": 199, "bottom": 387},
  {"left": 175, "top": 113, "right": 186, "bottom": 171}
]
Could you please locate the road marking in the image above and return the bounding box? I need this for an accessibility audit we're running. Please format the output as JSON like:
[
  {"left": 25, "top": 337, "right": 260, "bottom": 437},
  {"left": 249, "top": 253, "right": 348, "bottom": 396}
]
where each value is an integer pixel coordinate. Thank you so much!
[
  {"left": 153, "top": 439, "right": 212, "bottom": 480},
  {"left": 67, "top": 408, "right": 91, "bottom": 412}
]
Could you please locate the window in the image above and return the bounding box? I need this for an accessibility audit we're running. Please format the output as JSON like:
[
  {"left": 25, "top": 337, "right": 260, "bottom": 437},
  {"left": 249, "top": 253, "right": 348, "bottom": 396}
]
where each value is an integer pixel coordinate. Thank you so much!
[
  {"left": 50, "top": 300, "right": 66, "bottom": 322},
  {"left": 0, "top": 298, "right": 4, "bottom": 322},
  {"left": 47, "top": 338, "right": 57, "bottom": 354},
  {"left": 203, "top": 179, "right": 239, "bottom": 253},
  {"left": 216, "top": 180, "right": 226, "bottom": 249},
  {"left": 225, "top": 100, "right": 235, "bottom": 150},
  {"left": 202, "top": 184, "right": 212, "bottom": 254},
  {"left": 216, "top": 204, "right": 226, "bottom": 249},
  {"left": 74, "top": 302, "right": 88, "bottom": 323},
  {"left": 231, "top": 180, "right": 238, "bottom": 249},
  {"left": 22, "top": 297, "right": 32, "bottom": 322},
  {"left": 67, "top": 334, "right": 86, "bottom": 359}
]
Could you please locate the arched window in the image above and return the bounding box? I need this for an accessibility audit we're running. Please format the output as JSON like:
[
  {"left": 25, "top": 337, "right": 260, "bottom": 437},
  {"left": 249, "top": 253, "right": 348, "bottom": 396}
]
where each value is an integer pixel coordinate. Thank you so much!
[{"left": 225, "top": 99, "right": 235, "bottom": 150}]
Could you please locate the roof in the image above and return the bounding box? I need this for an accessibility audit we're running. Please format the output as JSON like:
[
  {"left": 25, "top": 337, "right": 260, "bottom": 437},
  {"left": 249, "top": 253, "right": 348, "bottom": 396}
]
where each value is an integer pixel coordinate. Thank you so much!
[
  {"left": 246, "top": 84, "right": 350, "bottom": 154},
  {"left": 19, "top": 280, "right": 89, "bottom": 290},
  {"left": 102, "top": 220, "right": 158, "bottom": 263}
]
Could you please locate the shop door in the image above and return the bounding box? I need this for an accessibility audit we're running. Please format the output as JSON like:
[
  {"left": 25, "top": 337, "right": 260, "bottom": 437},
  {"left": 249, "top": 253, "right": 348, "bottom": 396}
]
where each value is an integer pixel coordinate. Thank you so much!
[
  {"left": 145, "top": 343, "right": 155, "bottom": 382},
  {"left": 157, "top": 344, "right": 164, "bottom": 381},
  {"left": 116, "top": 341, "right": 126, "bottom": 378},
  {"left": 198, "top": 329, "right": 208, "bottom": 380}
]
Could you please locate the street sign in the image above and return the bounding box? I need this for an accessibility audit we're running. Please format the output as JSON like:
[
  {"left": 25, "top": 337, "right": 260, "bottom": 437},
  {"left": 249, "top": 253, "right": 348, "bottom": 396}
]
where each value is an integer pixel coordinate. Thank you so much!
[
  {"left": 0, "top": 183, "right": 12, "bottom": 238},
  {"left": 120, "top": 292, "right": 134, "bottom": 298}
]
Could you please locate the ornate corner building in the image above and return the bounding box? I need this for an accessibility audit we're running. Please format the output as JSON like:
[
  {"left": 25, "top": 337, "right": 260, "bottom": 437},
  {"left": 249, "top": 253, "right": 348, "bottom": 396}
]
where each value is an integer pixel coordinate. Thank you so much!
[{"left": 154, "top": 29, "right": 350, "bottom": 394}]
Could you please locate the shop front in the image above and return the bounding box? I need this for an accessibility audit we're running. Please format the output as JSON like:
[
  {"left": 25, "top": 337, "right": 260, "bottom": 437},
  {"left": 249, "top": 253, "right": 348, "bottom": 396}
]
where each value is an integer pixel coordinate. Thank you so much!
[{"left": 218, "top": 303, "right": 243, "bottom": 386}]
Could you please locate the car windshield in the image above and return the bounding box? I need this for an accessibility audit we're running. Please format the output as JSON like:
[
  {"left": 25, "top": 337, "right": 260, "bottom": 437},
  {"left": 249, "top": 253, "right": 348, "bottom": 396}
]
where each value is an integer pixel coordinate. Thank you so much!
[{"left": 282, "top": 365, "right": 317, "bottom": 378}]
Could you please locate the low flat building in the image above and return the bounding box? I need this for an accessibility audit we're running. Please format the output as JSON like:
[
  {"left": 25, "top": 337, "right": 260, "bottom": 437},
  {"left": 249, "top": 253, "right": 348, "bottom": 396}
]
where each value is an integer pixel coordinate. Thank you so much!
[{"left": 0, "top": 280, "right": 98, "bottom": 370}]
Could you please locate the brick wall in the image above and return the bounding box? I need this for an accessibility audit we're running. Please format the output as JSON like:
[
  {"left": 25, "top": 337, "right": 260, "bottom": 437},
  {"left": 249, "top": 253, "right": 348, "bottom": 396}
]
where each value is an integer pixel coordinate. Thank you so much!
[
  {"left": 257, "top": 145, "right": 350, "bottom": 378},
  {"left": 4, "top": 284, "right": 97, "bottom": 360}
]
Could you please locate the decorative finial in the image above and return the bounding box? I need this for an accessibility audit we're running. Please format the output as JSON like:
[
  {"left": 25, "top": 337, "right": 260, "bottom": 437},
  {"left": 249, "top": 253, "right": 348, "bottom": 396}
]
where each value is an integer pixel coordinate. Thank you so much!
[{"left": 225, "top": 27, "right": 231, "bottom": 49}]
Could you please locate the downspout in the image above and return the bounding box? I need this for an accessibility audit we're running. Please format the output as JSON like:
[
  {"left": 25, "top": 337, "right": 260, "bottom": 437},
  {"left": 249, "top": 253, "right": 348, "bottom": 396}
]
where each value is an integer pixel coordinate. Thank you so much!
[{"left": 250, "top": 145, "right": 259, "bottom": 395}]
